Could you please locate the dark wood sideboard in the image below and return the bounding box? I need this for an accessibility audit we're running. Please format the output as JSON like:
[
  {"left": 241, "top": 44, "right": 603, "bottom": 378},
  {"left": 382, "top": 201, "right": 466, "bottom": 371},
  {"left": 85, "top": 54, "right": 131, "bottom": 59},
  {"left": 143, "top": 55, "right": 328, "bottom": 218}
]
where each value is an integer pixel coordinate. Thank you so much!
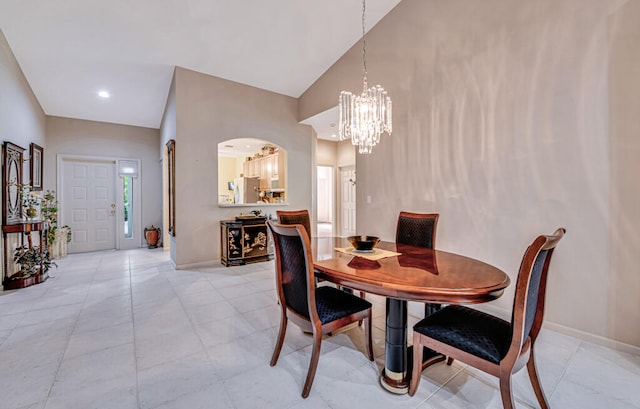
[{"left": 220, "top": 218, "right": 273, "bottom": 266}]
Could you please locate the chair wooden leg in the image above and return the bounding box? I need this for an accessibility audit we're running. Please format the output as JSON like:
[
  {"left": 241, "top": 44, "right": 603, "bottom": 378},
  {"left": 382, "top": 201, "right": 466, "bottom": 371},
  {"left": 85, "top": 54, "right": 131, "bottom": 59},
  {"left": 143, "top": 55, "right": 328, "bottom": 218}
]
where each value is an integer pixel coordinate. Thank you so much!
[
  {"left": 365, "top": 310, "right": 374, "bottom": 361},
  {"left": 499, "top": 374, "right": 515, "bottom": 409},
  {"left": 527, "top": 349, "right": 550, "bottom": 409},
  {"left": 424, "top": 303, "right": 441, "bottom": 317},
  {"left": 302, "top": 330, "right": 322, "bottom": 398},
  {"left": 358, "top": 292, "right": 366, "bottom": 326},
  {"left": 408, "top": 333, "right": 424, "bottom": 396},
  {"left": 270, "top": 313, "right": 287, "bottom": 367},
  {"left": 446, "top": 357, "right": 454, "bottom": 366}
]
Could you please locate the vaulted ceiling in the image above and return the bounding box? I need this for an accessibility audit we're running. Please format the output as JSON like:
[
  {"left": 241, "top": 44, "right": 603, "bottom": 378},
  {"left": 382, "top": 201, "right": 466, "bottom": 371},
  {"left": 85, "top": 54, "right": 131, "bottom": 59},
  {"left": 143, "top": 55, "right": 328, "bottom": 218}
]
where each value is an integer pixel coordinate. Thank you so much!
[{"left": 0, "top": 0, "right": 402, "bottom": 129}]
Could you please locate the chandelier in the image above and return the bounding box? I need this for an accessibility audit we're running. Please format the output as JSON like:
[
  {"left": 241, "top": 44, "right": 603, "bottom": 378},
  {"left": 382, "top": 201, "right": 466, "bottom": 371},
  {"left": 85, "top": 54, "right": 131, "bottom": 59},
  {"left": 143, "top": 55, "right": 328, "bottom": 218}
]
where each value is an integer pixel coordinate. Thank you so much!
[{"left": 338, "top": 0, "right": 392, "bottom": 154}]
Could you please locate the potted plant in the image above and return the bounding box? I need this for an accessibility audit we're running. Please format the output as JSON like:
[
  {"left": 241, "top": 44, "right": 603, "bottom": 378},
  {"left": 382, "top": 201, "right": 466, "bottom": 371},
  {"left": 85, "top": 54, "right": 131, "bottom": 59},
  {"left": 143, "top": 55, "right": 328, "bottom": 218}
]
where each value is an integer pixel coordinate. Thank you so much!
[
  {"left": 12, "top": 245, "right": 56, "bottom": 280},
  {"left": 262, "top": 144, "right": 276, "bottom": 155},
  {"left": 41, "top": 190, "right": 71, "bottom": 258}
]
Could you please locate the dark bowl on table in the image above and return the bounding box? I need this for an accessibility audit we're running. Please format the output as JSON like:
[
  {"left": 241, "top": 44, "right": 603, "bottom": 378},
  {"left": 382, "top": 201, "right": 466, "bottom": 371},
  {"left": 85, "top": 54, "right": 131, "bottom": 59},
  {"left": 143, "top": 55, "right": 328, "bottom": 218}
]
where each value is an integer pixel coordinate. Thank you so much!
[{"left": 347, "top": 235, "right": 380, "bottom": 251}]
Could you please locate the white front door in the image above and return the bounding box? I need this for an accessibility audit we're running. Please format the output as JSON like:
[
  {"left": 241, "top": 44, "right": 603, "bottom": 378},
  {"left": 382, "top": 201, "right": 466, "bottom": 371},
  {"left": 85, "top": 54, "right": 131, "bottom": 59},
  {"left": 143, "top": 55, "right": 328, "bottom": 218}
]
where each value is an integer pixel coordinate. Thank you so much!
[
  {"left": 62, "top": 159, "right": 117, "bottom": 253},
  {"left": 340, "top": 166, "right": 356, "bottom": 237}
]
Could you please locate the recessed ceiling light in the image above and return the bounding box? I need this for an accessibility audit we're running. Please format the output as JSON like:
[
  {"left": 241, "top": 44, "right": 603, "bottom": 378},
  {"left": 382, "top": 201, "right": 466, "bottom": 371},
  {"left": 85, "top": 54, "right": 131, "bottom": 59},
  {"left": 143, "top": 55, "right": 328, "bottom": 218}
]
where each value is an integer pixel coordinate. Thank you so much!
[
  {"left": 98, "top": 90, "right": 110, "bottom": 98},
  {"left": 331, "top": 134, "right": 337, "bottom": 138}
]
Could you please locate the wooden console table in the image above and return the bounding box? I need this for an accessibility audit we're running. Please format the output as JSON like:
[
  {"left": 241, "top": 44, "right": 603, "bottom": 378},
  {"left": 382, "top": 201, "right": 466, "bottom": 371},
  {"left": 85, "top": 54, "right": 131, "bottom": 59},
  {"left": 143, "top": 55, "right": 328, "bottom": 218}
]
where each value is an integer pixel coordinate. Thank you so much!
[
  {"left": 2, "top": 221, "right": 49, "bottom": 290},
  {"left": 220, "top": 218, "right": 273, "bottom": 266}
]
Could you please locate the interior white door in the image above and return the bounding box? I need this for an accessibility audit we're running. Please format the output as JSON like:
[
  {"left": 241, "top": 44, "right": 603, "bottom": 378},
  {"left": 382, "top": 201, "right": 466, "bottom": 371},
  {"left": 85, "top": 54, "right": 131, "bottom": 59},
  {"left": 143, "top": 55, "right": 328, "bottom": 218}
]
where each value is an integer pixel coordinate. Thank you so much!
[
  {"left": 340, "top": 167, "right": 356, "bottom": 237},
  {"left": 62, "top": 159, "right": 116, "bottom": 253}
]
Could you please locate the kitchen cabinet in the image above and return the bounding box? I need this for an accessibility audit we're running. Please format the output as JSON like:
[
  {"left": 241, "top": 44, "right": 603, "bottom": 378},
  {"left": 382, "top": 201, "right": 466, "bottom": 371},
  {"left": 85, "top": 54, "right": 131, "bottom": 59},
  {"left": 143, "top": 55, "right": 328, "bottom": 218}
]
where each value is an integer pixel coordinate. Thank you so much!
[
  {"left": 270, "top": 154, "right": 279, "bottom": 178},
  {"left": 259, "top": 158, "right": 268, "bottom": 190},
  {"left": 241, "top": 151, "right": 286, "bottom": 191},
  {"left": 242, "top": 159, "right": 256, "bottom": 178}
]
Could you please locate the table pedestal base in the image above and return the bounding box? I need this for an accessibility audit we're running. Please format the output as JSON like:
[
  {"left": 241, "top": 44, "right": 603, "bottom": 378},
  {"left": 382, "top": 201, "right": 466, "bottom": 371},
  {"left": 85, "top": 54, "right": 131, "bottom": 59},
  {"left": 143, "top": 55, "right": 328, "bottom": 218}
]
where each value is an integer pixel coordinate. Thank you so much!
[
  {"left": 380, "top": 368, "right": 408, "bottom": 394},
  {"left": 380, "top": 298, "right": 446, "bottom": 394},
  {"left": 380, "top": 347, "right": 446, "bottom": 394}
]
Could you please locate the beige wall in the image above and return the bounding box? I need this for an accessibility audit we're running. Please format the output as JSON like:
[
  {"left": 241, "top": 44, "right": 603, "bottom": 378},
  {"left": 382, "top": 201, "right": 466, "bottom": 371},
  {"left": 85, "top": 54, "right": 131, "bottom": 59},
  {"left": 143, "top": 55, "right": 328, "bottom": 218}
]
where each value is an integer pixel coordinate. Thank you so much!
[
  {"left": 300, "top": 0, "right": 638, "bottom": 347},
  {"left": 0, "top": 29, "right": 47, "bottom": 283},
  {"left": 337, "top": 139, "right": 356, "bottom": 168},
  {"left": 317, "top": 139, "right": 338, "bottom": 166},
  {"left": 608, "top": 1, "right": 640, "bottom": 346},
  {"left": 169, "top": 67, "right": 313, "bottom": 267},
  {"left": 160, "top": 74, "right": 177, "bottom": 155},
  {"left": 159, "top": 74, "right": 176, "bottom": 259},
  {"left": 0, "top": 30, "right": 46, "bottom": 153},
  {"left": 45, "top": 116, "right": 162, "bottom": 240}
]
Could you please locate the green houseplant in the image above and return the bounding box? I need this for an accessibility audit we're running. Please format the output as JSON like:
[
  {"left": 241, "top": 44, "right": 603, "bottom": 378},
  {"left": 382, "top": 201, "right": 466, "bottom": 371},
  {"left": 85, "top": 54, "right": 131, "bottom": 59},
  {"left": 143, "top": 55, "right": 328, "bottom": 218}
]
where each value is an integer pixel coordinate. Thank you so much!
[
  {"left": 41, "top": 190, "right": 71, "bottom": 247},
  {"left": 11, "top": 245, "right": 56, "bottom": 280}
]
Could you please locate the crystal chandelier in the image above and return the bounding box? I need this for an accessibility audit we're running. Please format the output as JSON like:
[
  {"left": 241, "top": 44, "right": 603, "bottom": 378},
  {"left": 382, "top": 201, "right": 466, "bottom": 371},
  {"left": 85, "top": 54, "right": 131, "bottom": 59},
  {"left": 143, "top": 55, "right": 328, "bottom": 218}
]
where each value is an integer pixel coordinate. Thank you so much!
[{"left": 338, "top": 0, "right": 392, "bottom": 154}]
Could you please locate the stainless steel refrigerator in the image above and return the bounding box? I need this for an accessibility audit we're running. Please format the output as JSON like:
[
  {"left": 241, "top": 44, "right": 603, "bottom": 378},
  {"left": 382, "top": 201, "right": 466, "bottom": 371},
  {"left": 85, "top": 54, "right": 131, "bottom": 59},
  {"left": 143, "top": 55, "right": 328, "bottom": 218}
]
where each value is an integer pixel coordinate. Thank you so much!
[{"left": 233, "top": 176, "right": 260, "bottom": 204}]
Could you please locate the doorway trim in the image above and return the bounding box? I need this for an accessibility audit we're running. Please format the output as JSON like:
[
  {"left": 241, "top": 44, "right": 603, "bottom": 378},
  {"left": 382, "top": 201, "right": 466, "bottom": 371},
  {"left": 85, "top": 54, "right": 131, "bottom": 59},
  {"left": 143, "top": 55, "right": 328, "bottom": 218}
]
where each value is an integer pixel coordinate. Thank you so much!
[
  {"left": 57, "top": 154, "right": 142, "bottom": 250},
  {"left": 316, "top": 165, "right": 335, "bottom": 236}
]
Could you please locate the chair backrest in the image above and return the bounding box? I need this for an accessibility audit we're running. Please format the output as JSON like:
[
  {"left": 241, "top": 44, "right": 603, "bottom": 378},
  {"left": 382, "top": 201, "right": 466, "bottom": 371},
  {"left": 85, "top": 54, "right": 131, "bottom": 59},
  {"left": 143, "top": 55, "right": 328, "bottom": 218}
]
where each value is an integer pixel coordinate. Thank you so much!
[
  {"left": 277, "top": 210, "right": 312, "bottom": 239},
  {"left": 396, "top": 212, "right": 439, "bottom": 249},
  {"left": 510, "top": 228, "right": 566, "bottom": 351},
  {"left": 267, "top": 220, "right": 318, "bottom": 322}
]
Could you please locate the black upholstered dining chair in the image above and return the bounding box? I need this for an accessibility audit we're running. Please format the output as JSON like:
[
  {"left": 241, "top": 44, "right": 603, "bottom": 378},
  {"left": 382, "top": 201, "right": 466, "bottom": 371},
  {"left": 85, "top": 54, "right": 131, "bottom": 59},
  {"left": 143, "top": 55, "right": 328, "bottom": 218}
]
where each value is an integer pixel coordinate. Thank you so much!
[
  {"left": 277, "top": 209, "right": 347, "bottom": 290},
  {"left": 266, "top": 221, "right": 374, "bottom": 398},
  {"left": 396, "top": 211, "right": 441, "bottom": 316},
  {"left": 276, "top": 209, "right": 312, "bottom": 238},
  {"left": 277, "top": 209, "right": 329, "bottom": 284},
  {"left": 409, "top": 228, "right": 566, "bottom": 409}
]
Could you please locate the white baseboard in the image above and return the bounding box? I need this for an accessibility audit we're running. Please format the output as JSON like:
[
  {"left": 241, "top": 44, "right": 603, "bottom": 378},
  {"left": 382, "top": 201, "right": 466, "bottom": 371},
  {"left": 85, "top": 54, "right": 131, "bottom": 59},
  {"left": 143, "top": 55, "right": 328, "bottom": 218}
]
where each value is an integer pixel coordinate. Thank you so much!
[
  {"left": 470, "top": 303, "right": 640, "bottom": 356},
  {"left": 543, "top": 321, "right": 640, "bottom": 356},
  {"left": 174, "top": 259, "right": 220, "bottom": 270}
]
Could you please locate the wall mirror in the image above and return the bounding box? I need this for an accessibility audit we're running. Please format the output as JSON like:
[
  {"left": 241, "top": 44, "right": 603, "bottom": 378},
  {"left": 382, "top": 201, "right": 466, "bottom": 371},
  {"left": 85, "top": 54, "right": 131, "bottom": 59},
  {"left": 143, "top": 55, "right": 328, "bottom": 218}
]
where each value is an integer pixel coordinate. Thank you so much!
[
  {"left": 3, "top": 142, "right": 25, "bottom": 224},
  {"left": 218, "top": 138, "right": 287, "bottom": 206},
  {"left": 29, "top": 143, "right": 43, "bottom": 191}
]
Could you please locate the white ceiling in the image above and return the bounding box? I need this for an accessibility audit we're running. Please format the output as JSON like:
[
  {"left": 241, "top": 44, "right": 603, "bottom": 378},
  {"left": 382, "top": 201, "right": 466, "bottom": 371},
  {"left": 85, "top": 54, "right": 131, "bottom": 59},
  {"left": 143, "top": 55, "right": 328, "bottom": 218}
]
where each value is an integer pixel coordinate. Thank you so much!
[
  {"left": 218, "top": 138, "right": 272, "bottom": 158},
  {"left": 0, "top": 0, "right": 402, "bottom": 130}
]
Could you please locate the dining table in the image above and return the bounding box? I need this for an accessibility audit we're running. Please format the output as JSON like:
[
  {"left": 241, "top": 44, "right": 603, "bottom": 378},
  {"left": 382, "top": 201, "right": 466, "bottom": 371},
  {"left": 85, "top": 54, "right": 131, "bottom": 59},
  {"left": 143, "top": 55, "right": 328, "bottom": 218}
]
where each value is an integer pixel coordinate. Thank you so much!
[{"left": 311, "top": 237, "right": 510, "bottom": 395}]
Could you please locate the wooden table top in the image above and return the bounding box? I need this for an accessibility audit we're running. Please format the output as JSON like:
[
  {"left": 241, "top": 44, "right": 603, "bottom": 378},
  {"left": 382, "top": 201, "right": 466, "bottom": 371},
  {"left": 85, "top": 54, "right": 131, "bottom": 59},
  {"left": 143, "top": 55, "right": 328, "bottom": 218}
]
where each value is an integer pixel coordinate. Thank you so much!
[{"left": 312, "top": 237, "right": 510, "bottom": 304}]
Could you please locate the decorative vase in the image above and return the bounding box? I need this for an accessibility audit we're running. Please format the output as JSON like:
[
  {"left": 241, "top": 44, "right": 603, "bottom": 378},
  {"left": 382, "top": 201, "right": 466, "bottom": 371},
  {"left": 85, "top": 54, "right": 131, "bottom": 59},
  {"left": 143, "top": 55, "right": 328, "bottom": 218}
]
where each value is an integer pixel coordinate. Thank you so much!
[
  {"left": 26, "top": 207, "right": 37, "bottom": 220},
  {"left": 144, "top": 225, "right": 160, "bottom": 249}
]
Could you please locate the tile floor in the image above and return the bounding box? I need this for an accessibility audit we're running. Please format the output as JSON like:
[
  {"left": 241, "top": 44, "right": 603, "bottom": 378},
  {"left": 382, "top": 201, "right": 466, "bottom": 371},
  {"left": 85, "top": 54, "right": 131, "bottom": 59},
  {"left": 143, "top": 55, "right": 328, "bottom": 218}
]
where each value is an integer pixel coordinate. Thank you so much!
[{"left": 1, "top": 248, "right": 639, "bottom": 409}]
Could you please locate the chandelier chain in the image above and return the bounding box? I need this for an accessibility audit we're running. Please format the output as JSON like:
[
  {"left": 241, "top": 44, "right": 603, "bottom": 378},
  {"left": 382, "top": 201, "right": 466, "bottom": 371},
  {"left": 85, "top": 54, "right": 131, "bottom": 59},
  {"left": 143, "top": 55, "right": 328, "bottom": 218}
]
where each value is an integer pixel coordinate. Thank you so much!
[
  {"left": 361, "top": 0, "right": 367, "bottom": 88},
  {"left": 338, "top": 0, "right": 392, "bottom": 154}
]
